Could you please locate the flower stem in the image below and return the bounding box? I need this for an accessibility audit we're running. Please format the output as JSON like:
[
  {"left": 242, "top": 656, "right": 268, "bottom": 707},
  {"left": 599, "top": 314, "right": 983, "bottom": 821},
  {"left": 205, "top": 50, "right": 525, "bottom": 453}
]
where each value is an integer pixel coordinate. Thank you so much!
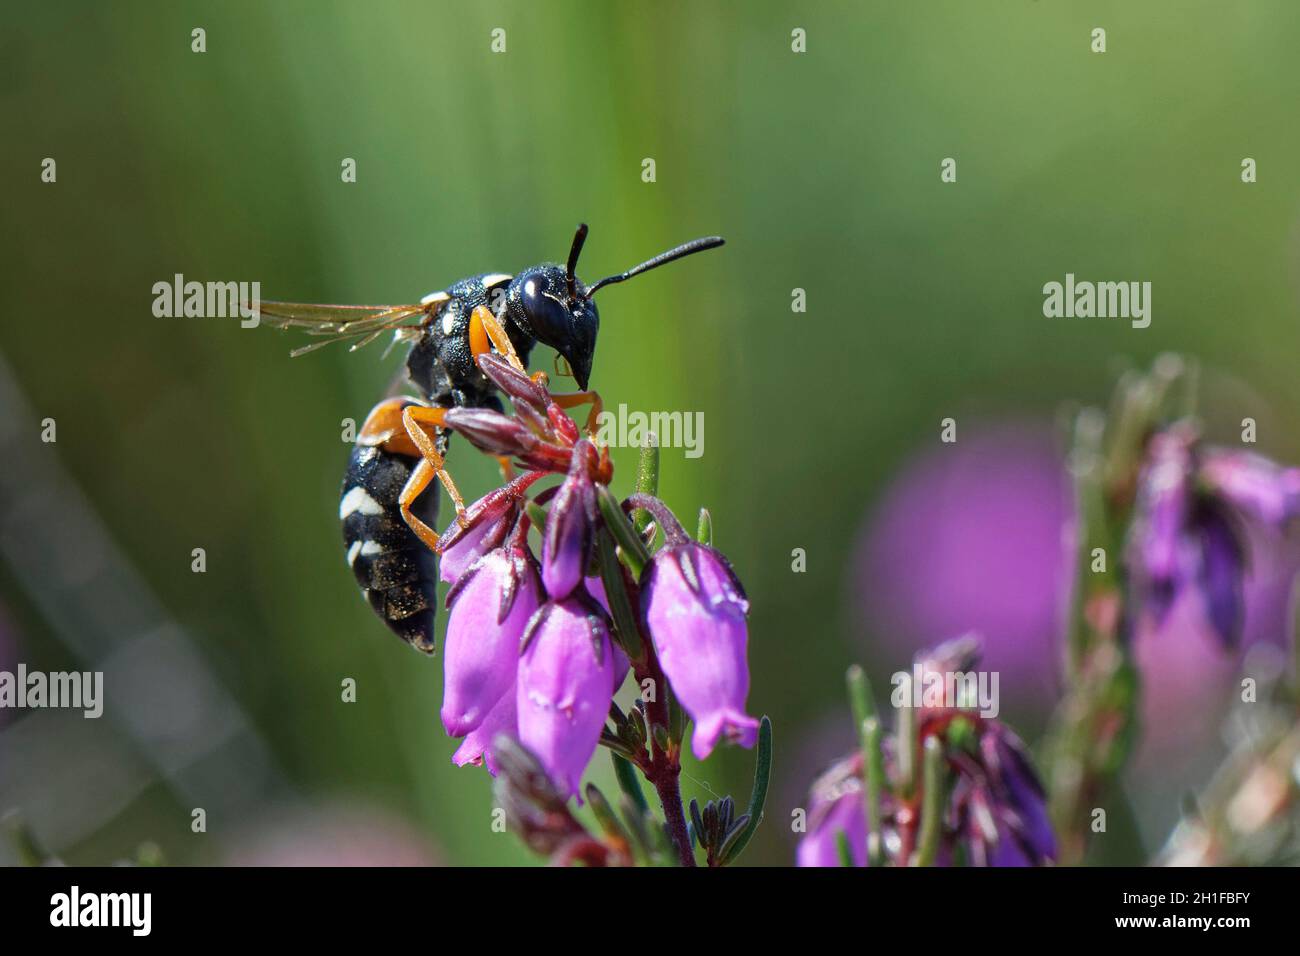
[
  {"left": 625, "top": 492, "right": 690, "bottom": 546},
  {"left": 635, "top": 640, "right": 695, "bottom": 866},
  {"left": 598, "top": 499, "right": 694, "bottom": 866}
]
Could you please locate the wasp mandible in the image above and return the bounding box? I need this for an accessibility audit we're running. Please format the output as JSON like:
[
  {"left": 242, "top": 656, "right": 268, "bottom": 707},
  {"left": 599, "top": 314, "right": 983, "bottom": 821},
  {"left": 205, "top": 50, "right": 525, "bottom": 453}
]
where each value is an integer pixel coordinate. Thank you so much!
[{"left": 261, "top": 225, "right": 725, "bottom": 652}]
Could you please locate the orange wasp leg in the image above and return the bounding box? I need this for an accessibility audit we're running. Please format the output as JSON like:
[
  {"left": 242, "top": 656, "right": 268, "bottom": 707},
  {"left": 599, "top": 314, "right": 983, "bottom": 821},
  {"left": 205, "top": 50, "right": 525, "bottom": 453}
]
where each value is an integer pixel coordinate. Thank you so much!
[
  {"left": 550, "top": 390, "right": 605, "bottom": 439},
  {"left": 357, "top": 397, "right": 422, "bottom": 457},
  {"left": 469, "top": 305, "right": 526, "bottom": 374},
  {"left": 394, "top": 404, "right": 469, "bottom": 552},
  {"left": 353, "top": 398, "right": 449, "bottom": 552}
]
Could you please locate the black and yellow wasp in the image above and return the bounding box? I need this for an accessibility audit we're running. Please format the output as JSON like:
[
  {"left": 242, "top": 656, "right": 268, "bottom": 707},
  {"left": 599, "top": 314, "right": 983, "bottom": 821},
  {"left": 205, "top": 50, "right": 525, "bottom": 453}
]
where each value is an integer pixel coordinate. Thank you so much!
[{"left": 261, "top": 224, "right": 724, "bottom": 652}]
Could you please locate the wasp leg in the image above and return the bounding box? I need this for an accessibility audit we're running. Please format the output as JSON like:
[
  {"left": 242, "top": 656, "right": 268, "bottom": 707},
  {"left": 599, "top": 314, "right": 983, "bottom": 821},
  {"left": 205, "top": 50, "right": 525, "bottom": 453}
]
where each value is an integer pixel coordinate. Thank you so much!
[
  {"left": 401, "top": 404, "right": 468, "bottom": 527},
  {"left": 496, "top": 456, "right": 516, "bottom": 481},
  {"left": 550, "top": 390, "right": 605, "bottom": 439},
  {"left": 396, "top": 458, "right": 444, "bottom": 553},
  {"left": 469, "top": 305, "right": 526, "bottom": 374},
  {"left": 353, "top": 397, "right": 455, "bottom": 551},
  {"left": 357, "top": 396, "right": 423, "bottom": 456}
]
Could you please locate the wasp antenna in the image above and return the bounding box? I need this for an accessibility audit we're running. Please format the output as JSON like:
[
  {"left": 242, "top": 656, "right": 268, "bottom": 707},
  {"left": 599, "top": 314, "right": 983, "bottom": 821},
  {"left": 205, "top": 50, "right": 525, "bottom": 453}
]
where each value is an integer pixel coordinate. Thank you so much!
[
  {"left": 566, "top": 223, "right": 589, "bottom": 301},
  {"left": 587, "top": 235, "right": 725, "bottom": 297}
]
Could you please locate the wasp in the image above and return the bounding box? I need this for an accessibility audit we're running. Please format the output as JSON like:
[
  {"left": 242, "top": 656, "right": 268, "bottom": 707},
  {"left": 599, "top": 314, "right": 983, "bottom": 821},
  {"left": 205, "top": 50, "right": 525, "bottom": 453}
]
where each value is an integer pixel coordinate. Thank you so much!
[{"left": 261, "top": 224, "right": 724, "bottom": 653}]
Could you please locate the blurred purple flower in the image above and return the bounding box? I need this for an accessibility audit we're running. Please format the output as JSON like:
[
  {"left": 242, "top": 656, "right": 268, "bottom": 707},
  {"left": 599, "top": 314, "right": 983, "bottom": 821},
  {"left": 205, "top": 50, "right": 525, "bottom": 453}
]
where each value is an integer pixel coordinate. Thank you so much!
[
  {"left": 642, "top": 541, "right": 758, "bottom": 759},
  {"left": 516, "top": 593, "right": 616, "bottom": 798},
  {"left": 1125, "top": 425, "right": 1300, "bottom": 649},
  {"left": 961, "top": 723, "right": 1056, "bottom": 866},
  {"left": 1134, "top": 523, "right": 1300, "bottom": 762},
  {"left": 1200, "top": 448, "right": 1300, "bottom": 528},
  {"left": 798, "top": 639, "right": 1054, "bottom": 867},
  {"left": 796, "top": 753, "right": 870, "bottom": 867},
  {"left": 795, "top": 727, "right": 1056, "bottom": 867},
  {"left": 441, "top": 541, "right": 544, "bottom": 737},
  {"left": 1129, "top": 427, "right": 1196, "bottom": 615},
  {"left": 1127, "top": 425, "right": 1248, "bottom": 646},
  {"left": 855, "top": 423, "right": 1070, "bottom": 698}
]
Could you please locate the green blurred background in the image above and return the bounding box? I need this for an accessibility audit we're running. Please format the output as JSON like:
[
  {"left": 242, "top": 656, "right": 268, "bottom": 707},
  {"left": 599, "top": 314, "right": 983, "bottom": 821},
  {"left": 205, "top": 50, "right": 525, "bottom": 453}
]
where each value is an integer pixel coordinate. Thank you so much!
[{"left": 2, "top": 1, "right": 1299, "bottom": 865}]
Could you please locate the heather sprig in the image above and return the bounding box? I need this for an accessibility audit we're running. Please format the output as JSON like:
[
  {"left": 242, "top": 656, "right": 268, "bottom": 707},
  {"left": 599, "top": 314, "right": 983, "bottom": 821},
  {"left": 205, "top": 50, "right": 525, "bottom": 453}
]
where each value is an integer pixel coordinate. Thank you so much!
[
  {"left": 1044, "top": 355, "right": 1300, "bottom": 863},
  {"left": 433, "top": 353, "right": 771, "bottom": 866},
  {"left": 799, "top": 637, "right": 1055, "bottom": 867}
]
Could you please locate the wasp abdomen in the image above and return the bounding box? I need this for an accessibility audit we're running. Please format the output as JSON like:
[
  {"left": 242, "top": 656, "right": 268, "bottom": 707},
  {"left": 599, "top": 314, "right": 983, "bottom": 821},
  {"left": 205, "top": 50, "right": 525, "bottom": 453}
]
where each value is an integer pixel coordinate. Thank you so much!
[{"left": 340, "top": 443, "right": 439, "bottom": 653}]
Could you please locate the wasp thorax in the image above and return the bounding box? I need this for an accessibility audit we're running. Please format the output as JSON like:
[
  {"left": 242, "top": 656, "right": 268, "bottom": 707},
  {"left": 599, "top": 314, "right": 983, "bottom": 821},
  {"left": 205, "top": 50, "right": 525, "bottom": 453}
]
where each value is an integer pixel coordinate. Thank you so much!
[{"left": 507, "top": 265, "right": 598, "bottom": 391}]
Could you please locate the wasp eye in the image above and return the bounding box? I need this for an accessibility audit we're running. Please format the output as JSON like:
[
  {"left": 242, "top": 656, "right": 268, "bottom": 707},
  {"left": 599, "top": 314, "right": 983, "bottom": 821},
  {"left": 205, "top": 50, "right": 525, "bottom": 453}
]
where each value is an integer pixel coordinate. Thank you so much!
[{"left": 518, "top": 275, "right": 573, "bottom": 347}]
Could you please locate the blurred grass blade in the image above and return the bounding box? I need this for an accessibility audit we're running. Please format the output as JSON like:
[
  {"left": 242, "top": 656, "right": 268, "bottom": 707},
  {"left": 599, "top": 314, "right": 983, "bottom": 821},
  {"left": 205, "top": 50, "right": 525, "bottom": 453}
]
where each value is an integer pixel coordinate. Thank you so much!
[
  {"left": 914, "top": 736, "right": 944, "bottom": 866},
  {"left": 863, "top": 716, "right": 885, "bottom": 867}
]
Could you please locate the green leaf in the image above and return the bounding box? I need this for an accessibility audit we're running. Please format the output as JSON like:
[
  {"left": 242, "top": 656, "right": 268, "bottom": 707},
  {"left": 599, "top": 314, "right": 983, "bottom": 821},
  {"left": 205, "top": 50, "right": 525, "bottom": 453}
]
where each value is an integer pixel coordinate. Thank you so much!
[
  {"left": 718, "top": 714, "right": 773, "bottom": 865},
  {"left": 696, "top": 507, "right": 712, "bottom": 546},
  {"left": 598, "top": 728, "right": 638, "bottom": 760},
  {"left": 634, "top": 436, "right": 660, "bottom": 534},
  {"left": 715, "top": 814, "right": 751, "bottom": 862},
  {"left": 688, "top": 798, "right": 706, "bottom": 849},
  {"left": 525, "top": 500, "right": 548, "bottom": 532},
  {"left": 835, "top": 830, "right": 854, "bottom": 867},
  {"left": 897, "top": 696, "right": 917, "bottom": 798},
  {"left": 597, "top": 485, "right": 651, "bottom": 578},
  {"left": 586, "top": 783, "right": 635, "bottom": 849},
  {"left": 596, "top": 529, "right": 646, "bottom": 661},
  {"left": 862, "top": 716, "right": 886, "bottom": 867},
  {"left": 846, "top": 664, "right": 877, "bottom": 732},
  {"left": 618, "top": 795, "right": 655, "bottom": 865},
  {"left": 668, "top": 690, "right": 689, "bottom": 747},
  {"left": 612, "top": 753, "right": 649, "bottom": 815},
  {"left": 913, "top": 735, "right": 945, "bottom": 866}
]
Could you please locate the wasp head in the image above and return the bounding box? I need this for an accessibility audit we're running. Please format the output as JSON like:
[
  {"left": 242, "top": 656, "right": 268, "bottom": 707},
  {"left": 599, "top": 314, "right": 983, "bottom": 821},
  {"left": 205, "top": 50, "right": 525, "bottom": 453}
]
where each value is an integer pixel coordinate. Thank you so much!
[
  {"left": 504, "top": 224, "right": 725, "bottom": 393},
  {"left": 505, "top": 261, "right": 598, "bottom": 391}
]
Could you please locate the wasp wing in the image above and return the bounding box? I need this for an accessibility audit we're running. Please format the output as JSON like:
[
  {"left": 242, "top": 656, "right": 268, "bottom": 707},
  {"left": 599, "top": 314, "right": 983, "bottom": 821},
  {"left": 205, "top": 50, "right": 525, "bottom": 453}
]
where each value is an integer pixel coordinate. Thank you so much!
[{"left": 258, "top": 294, "right": 451, "bottom": 356}]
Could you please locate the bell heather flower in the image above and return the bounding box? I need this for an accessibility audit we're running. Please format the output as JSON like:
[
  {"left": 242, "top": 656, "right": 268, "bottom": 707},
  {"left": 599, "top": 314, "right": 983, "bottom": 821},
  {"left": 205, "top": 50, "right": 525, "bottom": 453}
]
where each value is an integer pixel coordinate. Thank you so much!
[
  {"left": 798, "top": 639, "right": 1055, "bottom": 867},
  {"left": 634, "top": 495, "right": 758, "bottom": 760},
  {"left": 452, "top": 682, "right": 518, "bottom": 776},
  {"left": 796, "top": 753, "right": 871, "bottom": 867},
  {"left": 540, "top": 440, "right": 599, "bottom": 598},
  {"left": 1193, "top": 505, "right": 1245, "bottom": 647},
  {"left": 1129, "top": 425, "right": 1197, "bottom": 622},
  {"left": 517, "top": 592, "right": 616, "bottom": 798},
  {"left": 441, "top": 527, "right": 544, "bottom": 737},
  {"left": 958, "top": 722, "right": 1056, "bottom": 866},
  {"left": 1199, "top": 448, "right": 1300, "bottom": 529},
  {"left": 432, "top": 353, "right": 763, "bottom": 870},
  {"left": 438, "top": 472, "right": 542, "bottom": 585},
  {"left": 1127, "top": 424, "right": 1258, "bottom": 646}
]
